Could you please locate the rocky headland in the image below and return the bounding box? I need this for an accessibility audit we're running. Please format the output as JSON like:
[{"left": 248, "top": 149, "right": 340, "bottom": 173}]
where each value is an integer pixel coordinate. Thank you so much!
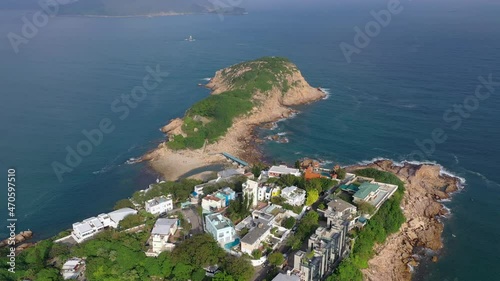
[
  {"left": 347, "top": 159, "right": 463, "bottom": 281},
  {"left": 141, "top": 57, "right": 325, "bottom": 180},
  {"left": 141, "top": 57, "right": 462, "bottom": 281}
]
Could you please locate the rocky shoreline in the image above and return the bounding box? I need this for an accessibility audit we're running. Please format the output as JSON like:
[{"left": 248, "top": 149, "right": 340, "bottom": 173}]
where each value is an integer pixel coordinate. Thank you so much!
[
  {"left": 346, "top": 159, "right": 463, "bottom": 281},
  {"left": 0, "top": 230, "right": 34, "bottom": 252}
]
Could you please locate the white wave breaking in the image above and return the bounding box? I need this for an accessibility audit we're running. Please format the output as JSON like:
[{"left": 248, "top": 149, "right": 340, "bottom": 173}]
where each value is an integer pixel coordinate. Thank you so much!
[
  {"left": 319, "top": 87, "right": 331, "bottom": 100},
  {"left": 351, "top": 157, "right": 466, "bottom": 190},
  {"left": 125, "top": 157, "right": 141, "bottom": 165}
]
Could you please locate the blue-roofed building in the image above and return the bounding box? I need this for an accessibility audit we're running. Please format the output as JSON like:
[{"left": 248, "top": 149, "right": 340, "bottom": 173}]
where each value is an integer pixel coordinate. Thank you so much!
[
  {"left": 340, "top": 184, "right": 359, "bottom": 193},
  {"left": 205, "top": 213, "right": 237, "bottom": 247}
]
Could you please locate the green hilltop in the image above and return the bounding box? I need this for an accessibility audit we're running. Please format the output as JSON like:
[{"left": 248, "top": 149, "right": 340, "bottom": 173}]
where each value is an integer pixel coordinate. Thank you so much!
[{"left": 167, "top": 57, "right": 300, "bottom": 150}]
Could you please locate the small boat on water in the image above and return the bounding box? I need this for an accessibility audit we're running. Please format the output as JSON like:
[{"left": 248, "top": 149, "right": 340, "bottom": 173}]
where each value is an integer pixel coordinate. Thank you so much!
[{"left": 185, "top": 35, "right": 195, "bottom": 42}]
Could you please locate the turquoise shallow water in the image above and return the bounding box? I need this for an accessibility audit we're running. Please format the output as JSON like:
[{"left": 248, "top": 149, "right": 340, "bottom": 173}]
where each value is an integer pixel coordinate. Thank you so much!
[{"left": 1, "top": 1, "right": 500, "bottom": 279}]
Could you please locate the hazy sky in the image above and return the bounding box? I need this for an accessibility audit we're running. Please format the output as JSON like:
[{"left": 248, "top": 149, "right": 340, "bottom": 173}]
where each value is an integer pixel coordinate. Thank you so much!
[{"left": 1, "top": 0, "right": 497, "bottom": 12}]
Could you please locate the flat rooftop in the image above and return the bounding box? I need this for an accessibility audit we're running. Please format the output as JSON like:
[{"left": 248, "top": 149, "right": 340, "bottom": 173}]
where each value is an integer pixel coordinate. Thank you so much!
[
  {"left": 240, "top": 219, "right": 271, "bottom": 245},
  {"left": 206, "top": 213, "right": 233, "bottom": 230}
]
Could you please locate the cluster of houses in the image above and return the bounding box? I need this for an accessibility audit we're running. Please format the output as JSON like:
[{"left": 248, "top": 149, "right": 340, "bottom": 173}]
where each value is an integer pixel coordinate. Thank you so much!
[
  {"left": 197, "top": 163, "right": 310, "bottom": 255},
  {"left": 70, "top": 194, "right": 175, "bottom": 244},
  {"left": 201, "top": 187, "right": 237, "bottom": 212},
  {"left": 238, "top": 206, "right": 296, "bottom": 256},
  {"left": 63, "top": 193, "right": 178, "bottom": 279},
  {"left": 60, "top": 153, "right": 399, "bottom": 281},
  {"left": 70, "top": 208, "right": 138, "bottom": 243},
  {"left": 271, "top": 173, "right": 399, "bottom": 281}
]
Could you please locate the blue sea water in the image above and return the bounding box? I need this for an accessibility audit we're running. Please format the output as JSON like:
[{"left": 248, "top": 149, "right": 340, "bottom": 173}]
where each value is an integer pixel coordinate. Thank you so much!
[{"left": 1, "top": 0, "right": 500, "bottom": 280}]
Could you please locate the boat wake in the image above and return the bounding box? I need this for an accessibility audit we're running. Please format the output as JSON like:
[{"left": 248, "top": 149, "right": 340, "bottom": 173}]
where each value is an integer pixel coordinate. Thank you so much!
[
  {"left": 463, "top": 169, "right": 499, "bottom": 187},
  {"left": 201, "top": 77, "right": 211, "bottom": 81},
  {"left": 92, "top": 164, "right": 115, "bottom": 175}
]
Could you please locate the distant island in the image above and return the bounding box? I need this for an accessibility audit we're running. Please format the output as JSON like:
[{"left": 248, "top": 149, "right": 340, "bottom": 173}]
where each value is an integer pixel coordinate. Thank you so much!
[{"left": 57, "top": 0, "right": 247, "bottom": 17}]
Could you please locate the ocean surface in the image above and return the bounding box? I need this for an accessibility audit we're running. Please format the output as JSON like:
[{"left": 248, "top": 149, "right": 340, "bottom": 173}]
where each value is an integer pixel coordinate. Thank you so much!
[{"left": 1, "top": 0, "right": 500, "bottom": 280}]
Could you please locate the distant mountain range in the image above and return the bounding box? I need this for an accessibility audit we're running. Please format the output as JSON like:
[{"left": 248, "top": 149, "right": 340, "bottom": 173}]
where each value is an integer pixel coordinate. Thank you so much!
[{"left": 0, "top": 0, "right": 247, "bottom": 16}]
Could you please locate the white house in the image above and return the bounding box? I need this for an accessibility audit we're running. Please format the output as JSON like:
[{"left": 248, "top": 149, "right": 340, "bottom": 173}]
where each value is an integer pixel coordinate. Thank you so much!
[
  {"left": 146, "top": 218, "right": 178, "bottom": 257},
  {"left": 201, "top": 187, "right": 237, "bottom": 212},
  {"left": 257, "top": 186, "right": 274, "bottom": 201},
  {"left": 242, "top": 179, "right": 259, "bottom": 207},
  {"left": 281, "top": 186, "right": 306, "bottom": 206},
  {"left": 145, "top": 195, "right": 174, "bottom": 215},
  {"left": 201, "top": 195, "right": 225, "bottom": 212},
  {"left": 71, "top": 208, "right": 137, "bottom": 243},
  {"left": 107, "top": 208, "right": 138, "bottom": 228},
  {"left": 205, "top": 213, "right": 237, "bottom": 247},
  {"left": 240, "top": 219, "right": 271, "bottom": 255},
  {"left": 326, "top": 199, "right": 357, "bottom": 219},
  {"left": 325, "top": 199, "right": 357, "bottom": 229},
  {"left": 61, "top": 258, "right": 85, "bottom": 280},
  {"left": 268, "top": 165, "right": 301, "bottom": 178}
]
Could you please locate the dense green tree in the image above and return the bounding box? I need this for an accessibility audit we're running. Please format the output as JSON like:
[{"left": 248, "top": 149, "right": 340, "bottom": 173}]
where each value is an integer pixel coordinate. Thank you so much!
[
  {"left": 48, "top": 242, "right": 70, "bottom": 260},
  {"left": 213, "top": 272, "right": 236, "bottom": 281},
  {"left": 281, "top": 216, "right": 296, "bottom": 229},
  {"left": 113, "top": 198, "right": 134, "bottom": 210},
  {"left": 252, "top": 249, "right": 263, "bottom": 259},
  {"left": 223, "top": 255, "right": 254, "bottom": 281},
  {"left": 336, "top": 168, "right": 346, "bottom": 180},
  {"left": 24, "top": 240, "right": 53, "bottom": 269},
  {"left": 356, "top": 202, "right": 376, "bottom": 215},
  {"left": 278, "top": 174, "right": 299, "bottom": 187},
  {"left": 35, "top": 268, "right": 63, "bottom": 280},
  {"left": 305, "top": 188, "right": 319, "bottom": 206},
  {"left": 305, "top": 178, "right": 323, "bottom": 192},
  {"left": 158, "top": 252, "right": 174, "bottom": 277},
  {"left": 268, "top": 252, "right": 284, "bottom": 267},
  {"left": 172, "top": 234, "right": 225, "bottom": 268},
  {"left": 172, "top": 263, "right": 194, "bottom": 280},
  {"left": 118, "top": 214, "right": 144, "bottom": 229},
  {"left": 142, "top": 256, "right": 162, "bottom": 276},
  {"left": 326, "top": 258, "right": 362, "bottom": 281},
  {"left": 191, "top": 268, "right": 207, "bottom": 281},
  {"left": 252, "top": 162, "right": 268, "bottom": 178},
  {"left": 287, "top": 211, "right": 319, "bottom": 249},
  {"left": 226, "top": 194, "right": 251, "bottom": 223}
]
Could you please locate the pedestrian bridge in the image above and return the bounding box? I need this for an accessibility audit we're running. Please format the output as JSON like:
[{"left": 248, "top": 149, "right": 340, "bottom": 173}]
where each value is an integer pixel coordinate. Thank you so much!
[{"left": 222, "top": 152, "right": 248, "bottom": 167}]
